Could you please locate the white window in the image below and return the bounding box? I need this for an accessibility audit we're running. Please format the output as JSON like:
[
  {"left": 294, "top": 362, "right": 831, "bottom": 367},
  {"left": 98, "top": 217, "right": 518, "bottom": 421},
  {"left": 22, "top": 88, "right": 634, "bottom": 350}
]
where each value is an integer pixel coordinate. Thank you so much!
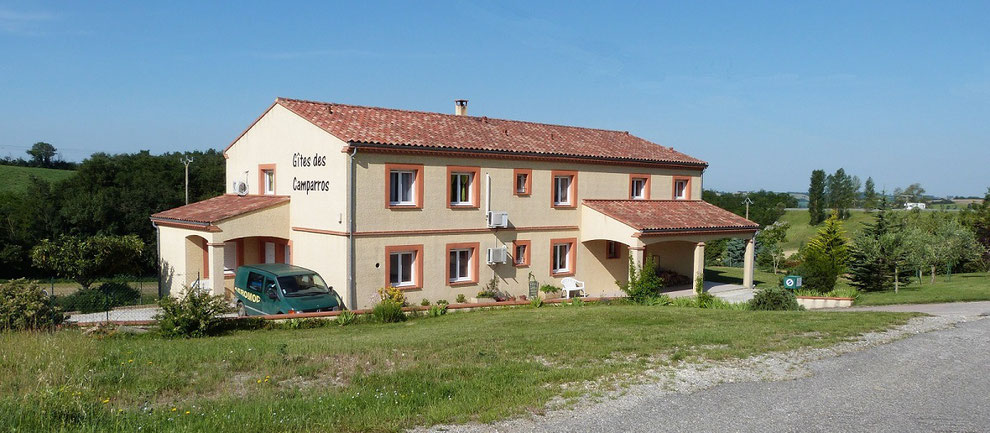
[
  {"left": 553, "top": 175, "right": 572, "bottom": 205},
  {"left": 516, "top": 173, "right": 528, "bottom": 194},
  {"left": 389, "top": 251, "right": 416, "bottom": 287},
  {"left": 450, "top": 172, "right": 473, "bottom": 205},
  {"left": 674, "top": 179, "right": 688, "bottom": 200},
  {"left": 515, "top": 244, "right": 527, "bottom": 265},
  {"left": 553, "top": 243, "right": 571, "bottom": 274},
  {"left": 390, "top": 171, "right": 415, "bottom": 205},
  {"left": 263, "top": 170, "right": 275, "bottom": 195},
  {"left": 223, "top": 241, "right": 237, "bottom": 274},
  {"left": 631, "top": 178, "right": 646, "bottom": 200},
  {"left": 449, "top": 248, "right": 472, "bottom": 282}
]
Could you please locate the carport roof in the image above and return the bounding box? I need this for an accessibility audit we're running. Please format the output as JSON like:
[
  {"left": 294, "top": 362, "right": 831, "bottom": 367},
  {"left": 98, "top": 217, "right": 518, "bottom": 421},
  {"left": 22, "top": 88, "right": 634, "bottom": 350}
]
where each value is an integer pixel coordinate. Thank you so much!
[
  {"left": 150, "top": 194, "right": 289, "bottom": 225},
  {"left": 583, "top": 200, "right": 760, "bottom": 234}
]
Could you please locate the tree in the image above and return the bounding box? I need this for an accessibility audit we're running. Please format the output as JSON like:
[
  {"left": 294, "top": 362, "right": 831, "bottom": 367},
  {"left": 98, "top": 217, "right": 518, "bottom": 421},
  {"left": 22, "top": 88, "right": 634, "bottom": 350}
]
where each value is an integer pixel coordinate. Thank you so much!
[
  {"left": 26, "top": 142, "right": 57, "bottom": 167},
  {"left": 862, "top": 177, "right": 878, "bottom": 211},
  {"left": 848, "top": 200, "right": 912, "bottom": 292},
  {"left": 702, "top": 190, "right": 797, "bottom": 227},
  {"left": 808, "top": 170, "right": 827, "bottom": 225},
  {"left": 31, "top": 235, "right": 145, "bottom": 289},
  {"left": 960, "top": 187, "right": 990, "bottom": 271},
  {"left": 723, "top": 238, "right": 746, "bottom": 267},
  {"left": 798, "top": 212, "right": 849, "bottom": 293},
  {"left": 824, "top": 168, "right": 858, "bottom": 219},
  {"left": 756, "top": 221, "right": 789, "bottom": 274},
  {"left": 894, "top": 183, "right": 926, "bottom": 207}
]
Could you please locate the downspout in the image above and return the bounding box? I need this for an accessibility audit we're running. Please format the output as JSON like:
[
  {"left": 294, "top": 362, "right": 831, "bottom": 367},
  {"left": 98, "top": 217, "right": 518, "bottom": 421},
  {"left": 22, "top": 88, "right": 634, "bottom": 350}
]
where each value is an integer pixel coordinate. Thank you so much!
[
  {"left": 347, "top": 146, "right": 358, "bottom": 310},
  {"left": 153, "top": 221, "right": 162, "bottom": 298}
]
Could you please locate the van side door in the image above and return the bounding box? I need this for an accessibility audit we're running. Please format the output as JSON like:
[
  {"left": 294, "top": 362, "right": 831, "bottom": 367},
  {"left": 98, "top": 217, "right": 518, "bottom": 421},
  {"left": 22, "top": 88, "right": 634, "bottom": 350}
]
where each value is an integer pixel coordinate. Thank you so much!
[
  {"left": 242, "top": 271, "right": 266, "bottom": 315},
  {"left": 261, "top": 275, "right": 282, "bottom": 314}
]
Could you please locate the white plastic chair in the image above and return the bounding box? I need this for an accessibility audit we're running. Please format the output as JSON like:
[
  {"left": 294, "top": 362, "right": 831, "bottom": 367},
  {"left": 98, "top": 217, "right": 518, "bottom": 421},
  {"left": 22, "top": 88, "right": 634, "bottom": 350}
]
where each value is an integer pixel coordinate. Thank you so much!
[{"left": 561, "top": 277, "right": 586, "bottom": 299}]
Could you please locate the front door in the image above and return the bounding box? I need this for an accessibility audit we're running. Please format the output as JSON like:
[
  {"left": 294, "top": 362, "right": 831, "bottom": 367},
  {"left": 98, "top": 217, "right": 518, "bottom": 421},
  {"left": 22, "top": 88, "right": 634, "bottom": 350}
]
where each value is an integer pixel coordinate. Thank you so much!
[{"left": 264, "top": 242, "right": 276, "bottom": 263}]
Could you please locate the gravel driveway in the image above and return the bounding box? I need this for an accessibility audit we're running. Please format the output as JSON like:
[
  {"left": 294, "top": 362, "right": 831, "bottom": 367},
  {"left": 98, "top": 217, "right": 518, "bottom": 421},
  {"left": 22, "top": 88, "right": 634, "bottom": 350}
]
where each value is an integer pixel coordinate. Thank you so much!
[{"left": 421, "top": 303, "right": 990, "bottom": 433}]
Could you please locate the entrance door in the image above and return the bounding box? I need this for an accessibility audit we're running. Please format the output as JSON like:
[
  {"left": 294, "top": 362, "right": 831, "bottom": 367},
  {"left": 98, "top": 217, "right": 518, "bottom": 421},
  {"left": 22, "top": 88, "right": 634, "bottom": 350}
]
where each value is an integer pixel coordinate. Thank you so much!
[{"left": 264, "top": 242, "right": 275, "bottom": 263}]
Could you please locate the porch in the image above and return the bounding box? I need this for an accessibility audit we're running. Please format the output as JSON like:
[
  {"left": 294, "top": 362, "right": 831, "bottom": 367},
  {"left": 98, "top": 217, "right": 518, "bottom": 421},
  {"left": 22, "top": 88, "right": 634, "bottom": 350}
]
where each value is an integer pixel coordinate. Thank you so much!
[{"left": 579, "top": 200, "right": 760, "bottom": 296}]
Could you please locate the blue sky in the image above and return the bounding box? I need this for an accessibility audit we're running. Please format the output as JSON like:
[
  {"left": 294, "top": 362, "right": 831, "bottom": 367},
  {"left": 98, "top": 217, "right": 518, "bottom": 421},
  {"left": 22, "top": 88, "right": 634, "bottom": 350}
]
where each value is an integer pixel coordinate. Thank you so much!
[{"left": 1, "top": 1, "right": 988, "bottom": 196}]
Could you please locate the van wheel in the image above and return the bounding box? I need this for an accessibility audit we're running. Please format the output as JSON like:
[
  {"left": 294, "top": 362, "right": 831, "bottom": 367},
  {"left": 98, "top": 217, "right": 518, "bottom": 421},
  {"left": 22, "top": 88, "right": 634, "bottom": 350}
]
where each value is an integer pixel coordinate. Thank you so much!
[{"left": 236, "top": 302, "right": 246, "bottom": 317}]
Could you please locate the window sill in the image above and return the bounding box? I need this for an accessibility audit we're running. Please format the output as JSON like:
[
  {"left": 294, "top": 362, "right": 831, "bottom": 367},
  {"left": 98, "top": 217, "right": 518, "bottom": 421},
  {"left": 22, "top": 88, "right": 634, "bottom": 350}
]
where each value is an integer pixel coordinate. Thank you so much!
[
  {"left": 392, "top": 284, "right": 422, "bottom": 291},
  {"left": 551, "top": 270, "right": 575, "bottom": 277},
  {"left": 387, "top": 203, "right": 422, "bottom": 210},
  {"left": 513, "top": 263, "right": 530, "bottom": 268},
  {"left": 448, "top": 279, "right": 478, "bottom": 287},
  {"left": 552, "top": 204, "right": 576, "bottom": 209},
  {"left": 449, "top": 203, "right": 479, "bottom": 209}
]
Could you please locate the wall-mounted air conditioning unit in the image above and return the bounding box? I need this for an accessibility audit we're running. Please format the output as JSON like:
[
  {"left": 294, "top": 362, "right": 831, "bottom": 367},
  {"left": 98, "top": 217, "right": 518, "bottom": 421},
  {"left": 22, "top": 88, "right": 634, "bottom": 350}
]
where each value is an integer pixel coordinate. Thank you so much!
[
  {"left": 487, "top": 210, "right": 509, "bottom": 228},
  {"left": 487, "top": 246, "right": 508, "bottom": 265}
]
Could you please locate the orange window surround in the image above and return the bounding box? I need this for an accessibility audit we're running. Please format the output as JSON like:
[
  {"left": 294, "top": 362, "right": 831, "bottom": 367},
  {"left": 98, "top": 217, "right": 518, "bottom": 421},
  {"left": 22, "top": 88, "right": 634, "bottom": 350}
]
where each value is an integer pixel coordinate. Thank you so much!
[
  {"left": 550, "top": 170, "right": 578, "bottom": 208},
  {"left": 549, "top": 237, "right": 577, "bottom": 277},
  {"left": 673, "top": 177, "right": 692, "bottom": 200},
  {"left": 384, "top": 244, "right": 424, "bottom": 290},
  {"left": 385, "top": 163, "right": 425, "bottom": 209},
  {"left": 512, "top": 239, "right": 531, "bottom": 267},
  {"left": 629, "top": 174, "right": 651, "bottom": 200},
  {"left": 445, "top": 242, "right": 480, "bottom": 286},
  {"left": 446, "top": 165, "right": 481, "bottom": 208},
  {"left": 513, "top": 168, "right": 533, "bottom": 196},
  {"left": 258, "top": 163, "right": 276, "bottom": 194}
]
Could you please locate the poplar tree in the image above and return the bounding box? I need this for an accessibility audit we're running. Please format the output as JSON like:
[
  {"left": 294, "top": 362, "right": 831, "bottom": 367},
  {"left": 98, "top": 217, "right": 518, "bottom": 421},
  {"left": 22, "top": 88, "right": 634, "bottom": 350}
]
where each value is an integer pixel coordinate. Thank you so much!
[
  {"left": 808, "top": 170, "right": 827, "bottom": 225},
  {"left": 863, "top": 177, "right": 878, "bottom": 211}
]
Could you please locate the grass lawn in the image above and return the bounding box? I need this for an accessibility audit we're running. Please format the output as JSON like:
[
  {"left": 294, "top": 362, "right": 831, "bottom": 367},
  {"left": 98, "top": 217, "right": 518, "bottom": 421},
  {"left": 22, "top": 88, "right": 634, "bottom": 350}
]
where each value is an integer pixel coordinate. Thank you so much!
[
  {"left": 0, "top": 304, "right": 915, "bottom": 432},
  {"left": 705, "top": 265, "right": 781, "bottom": 287},
  {"left": 0, "top": 165, "right": 75, "bottom": 194},
  {"left": 779, "top": 209, "right": 873, "bottom": 252},
  {"left": 856, "top": 272, "right": 990, "bottom": 306}
]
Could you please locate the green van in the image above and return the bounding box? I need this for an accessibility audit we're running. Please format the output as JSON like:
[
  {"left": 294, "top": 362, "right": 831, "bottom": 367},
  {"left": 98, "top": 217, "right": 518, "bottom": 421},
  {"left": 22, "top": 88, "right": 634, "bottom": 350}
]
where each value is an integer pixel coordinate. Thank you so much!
[{"left": 233, "top": 264, "right": 343, "bottom": 316}]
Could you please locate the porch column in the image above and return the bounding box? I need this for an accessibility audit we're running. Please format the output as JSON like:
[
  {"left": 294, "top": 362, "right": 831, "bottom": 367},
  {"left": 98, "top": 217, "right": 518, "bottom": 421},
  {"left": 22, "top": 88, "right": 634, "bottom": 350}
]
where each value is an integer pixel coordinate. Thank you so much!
[
  {"left": 207, "top": 242, "right": 226, "bottom": 297},
  {"left": 692, "top": 242, "right": 705, "bottom": 293},
  {"left": 743, "top": 237, "right": 755, "bottom": 289},
  {"left": 629, "top": 244, "right": 646, "bottom": 269}
]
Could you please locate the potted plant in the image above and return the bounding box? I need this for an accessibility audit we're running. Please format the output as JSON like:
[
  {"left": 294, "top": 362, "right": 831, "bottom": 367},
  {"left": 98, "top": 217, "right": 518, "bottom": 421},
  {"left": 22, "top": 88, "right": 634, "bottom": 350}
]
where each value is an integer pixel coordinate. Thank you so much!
[
  {"left": 539, "top": 283, "right": 561, "bottom": 300},
  {"left": 471, "top": 276, "right": 501, "bottom": 303}
]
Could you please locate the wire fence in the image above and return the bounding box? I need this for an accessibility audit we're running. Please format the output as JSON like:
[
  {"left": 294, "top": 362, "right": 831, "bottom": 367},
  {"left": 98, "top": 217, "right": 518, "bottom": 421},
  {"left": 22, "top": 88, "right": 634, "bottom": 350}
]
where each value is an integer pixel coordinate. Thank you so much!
[{"left": 47, "top": 278, "right": 164, "bottom": 324}]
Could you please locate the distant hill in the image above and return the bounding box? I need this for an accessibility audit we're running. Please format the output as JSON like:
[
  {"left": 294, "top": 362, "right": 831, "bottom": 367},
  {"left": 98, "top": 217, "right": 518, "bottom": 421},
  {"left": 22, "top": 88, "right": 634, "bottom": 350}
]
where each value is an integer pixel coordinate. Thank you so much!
[
  {"left": 0, "top": 165, "right": 76, "bottom": 194},
  {"left": 778, "top": 209, "right": 873, "bottom": 254}
]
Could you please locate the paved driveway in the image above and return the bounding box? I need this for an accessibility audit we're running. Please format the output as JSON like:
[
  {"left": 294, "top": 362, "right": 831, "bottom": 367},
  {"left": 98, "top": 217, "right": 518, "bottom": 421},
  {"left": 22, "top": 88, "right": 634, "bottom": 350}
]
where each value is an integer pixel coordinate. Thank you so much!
[{"left": 427, "top": 303, "right": 990, "bottom": 432}]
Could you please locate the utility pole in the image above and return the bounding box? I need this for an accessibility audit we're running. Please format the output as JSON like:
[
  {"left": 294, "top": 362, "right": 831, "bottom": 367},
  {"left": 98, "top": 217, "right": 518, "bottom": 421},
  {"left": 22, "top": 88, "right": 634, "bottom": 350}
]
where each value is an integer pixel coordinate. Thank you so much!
[
  {"left": 742, "top": 196, "right": 754, "bottom": 220},
  {"left": 180, "top": 156, "right": 194, "bottom": 204}
]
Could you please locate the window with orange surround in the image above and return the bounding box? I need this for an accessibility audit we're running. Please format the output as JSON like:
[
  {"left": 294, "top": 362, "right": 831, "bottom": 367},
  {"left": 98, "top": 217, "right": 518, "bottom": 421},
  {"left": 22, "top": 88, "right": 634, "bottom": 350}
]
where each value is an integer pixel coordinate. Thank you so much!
[
  {"left": 258, "top": 164, "right": 276, "bottom": 195},
  {"left": 447, "top": 166, "right": 481, "bottom": 208},
  {"left": 512, "top": 240, "right": 531, "bottom": 267},
  {"left": 385, "top": 244, "right": 424, "bottom": 290},
  {"left": 513, "top": 168, "right": 532, "bottom": 195},
  {"left": 385, "top": 163, "right": 425, "bottom": 209},
  {"left": 445, "top": 242, "right": 480, "bottom": 286},
  {"left": 673, "top": 177, "right": 691, "bottom": 200},
  {"left": 629, "top": 174, "right": 651, "bottom": 200},
  {"left": 551, "top": 170, "right": 578, "bottom": 208},
  {"left": 550, "top": 237, "right": 577, "bottom": 276}
]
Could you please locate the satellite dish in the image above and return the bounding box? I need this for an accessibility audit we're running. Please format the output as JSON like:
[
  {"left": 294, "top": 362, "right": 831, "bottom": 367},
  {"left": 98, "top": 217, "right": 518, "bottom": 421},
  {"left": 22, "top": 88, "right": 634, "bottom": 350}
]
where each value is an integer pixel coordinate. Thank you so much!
[{"left": 234, "top": 181, "right": 249, "bottom": 196}]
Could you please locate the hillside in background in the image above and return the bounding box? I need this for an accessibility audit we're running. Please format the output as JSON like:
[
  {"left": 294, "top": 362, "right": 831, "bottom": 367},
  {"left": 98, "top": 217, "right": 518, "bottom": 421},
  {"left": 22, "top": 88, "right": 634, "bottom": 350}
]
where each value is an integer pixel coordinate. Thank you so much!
[
  {"left": 0, "top": 165, "right": 76, "bottom": 194},
  {"left": 778, "top": 209, "right": 873, "bottom": 253}
]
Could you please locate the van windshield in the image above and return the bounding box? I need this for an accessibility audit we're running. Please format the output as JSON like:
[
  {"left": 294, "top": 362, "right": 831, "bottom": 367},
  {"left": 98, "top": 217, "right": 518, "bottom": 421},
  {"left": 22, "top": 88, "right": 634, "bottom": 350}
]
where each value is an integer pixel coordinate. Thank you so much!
[{"left": 277, "top": 274, "right": 331, "bottom": 297}]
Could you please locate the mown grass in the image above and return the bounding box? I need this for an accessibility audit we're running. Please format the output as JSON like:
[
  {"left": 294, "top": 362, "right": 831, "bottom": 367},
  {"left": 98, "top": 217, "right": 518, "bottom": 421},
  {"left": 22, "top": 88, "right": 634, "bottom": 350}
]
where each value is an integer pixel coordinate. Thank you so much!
[
  {"left": 856, "top": 272, "right": 990, "bottom": 306},
  {"left": 705, "top": 266, "right": 782, "bottom": 287},
  {"left": 779, "top": 209, "right": 873, "bottom": 252},
  {"left": 0, "top": 165, "right": 75, "bottom": 194},
  {"left": 1, "top": 304, "right": 915, "bottom": 432}
]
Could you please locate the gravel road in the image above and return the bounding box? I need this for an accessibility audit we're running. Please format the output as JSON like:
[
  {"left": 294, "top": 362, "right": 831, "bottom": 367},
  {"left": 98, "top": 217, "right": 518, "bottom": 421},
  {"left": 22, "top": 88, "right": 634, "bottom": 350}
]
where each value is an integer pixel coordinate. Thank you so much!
[{"left": 421, "top": 303, "right": 990, "bottom": 433}]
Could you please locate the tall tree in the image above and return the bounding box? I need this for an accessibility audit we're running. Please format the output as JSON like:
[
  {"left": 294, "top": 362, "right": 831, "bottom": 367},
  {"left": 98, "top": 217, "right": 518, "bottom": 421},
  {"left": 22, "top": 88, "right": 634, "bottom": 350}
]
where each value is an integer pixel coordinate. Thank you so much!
[
  {"left": 808, "top": 170, "right": 827, "bottom": 225},
  {"left": 848, "top": 199, "right": 912, "bottom": 292},
  {"left": 862, "top": 177, "right": 878, "bottom": 211},
  {"left": 798, "top": 212, "right": 850, "bottom": 293},
  {"left": 756, "top": 221, "right": 789, "bottom": 274},
  {"left": 26, "top": 142, "right": 57, "bottom": 167}
]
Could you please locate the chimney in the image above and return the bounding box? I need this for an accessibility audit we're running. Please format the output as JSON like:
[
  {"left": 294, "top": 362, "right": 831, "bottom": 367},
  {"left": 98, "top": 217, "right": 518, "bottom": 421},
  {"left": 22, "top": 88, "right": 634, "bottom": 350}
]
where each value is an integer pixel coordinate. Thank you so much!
[{"left": 454, "top": 99, "right": 468, "bottom": 116}]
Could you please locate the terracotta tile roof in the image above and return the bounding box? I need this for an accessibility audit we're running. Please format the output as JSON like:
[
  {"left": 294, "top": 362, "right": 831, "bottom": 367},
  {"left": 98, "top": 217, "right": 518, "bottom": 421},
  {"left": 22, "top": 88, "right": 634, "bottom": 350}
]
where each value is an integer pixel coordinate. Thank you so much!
[
  {"left": 150, "top": 194, "right": 289, "bottom": 224},
  {"left": 583, "top": 200, "right": 759, "bottom": 233},
  {"left": 270, "top": 98, "right": 707, "bottom": 167}
]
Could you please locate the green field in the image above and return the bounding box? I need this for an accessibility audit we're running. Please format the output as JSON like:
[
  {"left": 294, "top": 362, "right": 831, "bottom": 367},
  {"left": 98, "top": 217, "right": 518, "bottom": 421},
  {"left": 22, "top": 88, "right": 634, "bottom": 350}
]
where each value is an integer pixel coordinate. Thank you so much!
[
  {"left": 855, "top": 272, "right": 990, "bottom": 306},
  {"left": 778, "top": 209, "right": 874, "bottom": 253},
  {"left": 0, "top": 304, "right": 914, "bottom": 432},
  {"left": 0, "top": 165, "right": 75, "bottom": 194}
]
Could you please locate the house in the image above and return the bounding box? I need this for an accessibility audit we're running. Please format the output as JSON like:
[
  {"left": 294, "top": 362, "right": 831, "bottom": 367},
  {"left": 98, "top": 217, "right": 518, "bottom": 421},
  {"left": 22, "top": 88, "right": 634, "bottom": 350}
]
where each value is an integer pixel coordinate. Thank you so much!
[
  {"left": 150, "top": 98, "right": 759, "bottom": 309},
  {"left": 904, "top": 202, "right": 927, "bottom": 210}
]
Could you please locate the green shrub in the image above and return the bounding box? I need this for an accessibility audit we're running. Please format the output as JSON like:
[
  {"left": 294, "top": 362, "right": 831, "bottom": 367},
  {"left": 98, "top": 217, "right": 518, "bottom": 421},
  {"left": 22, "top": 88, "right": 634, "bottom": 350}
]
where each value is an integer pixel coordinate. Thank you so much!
[
  {"left": 476, "top": 290, "right": 496, "bottom": 298},
  {"left": 336, "top": 310, "right": 357, "bottom": 326},
  {"left": 695, "top": 291, "right": 718, "bottom": 309},
  {"left": 455, "top": 294, "right": 466, "bottom": 303},
  {"left": 529, "top": 298, "right": 543, "bottom": 308},
  {"left": 155, "top": 289, "right": 231, "bottom": 338},
  {"left": 436, "top": 299, "right": 449, "bottom": 306},
  {"left": 420, "top": 298, "right": 431, "bottom": 306},
  {"left": 793, "top": 289, "right": 820, "bottom": 297},
  {"left": 671, "top": 297, "right": 697, "bottom": 308},
  {"left": 571, "top": 297, "right": 584, "bottom": 307},
  {"left": 539, "top": 284, "right": 560, "bottom": 295},
  {"left": 0, "top": 279, "right": 65, "bottom": 331},
  {"left": 371, "top": 300, "right": 406, "bottom": 323},
  {"left": 58, "top": 281, "right": 141, "bottom": 313},
  {"left": 377, "top": 286, "right": 407, "bottom": 306},
  {"left": 749, "top": 286, "right": 802, "bottom": 311},
  {"left": 642, "top": 294, "right": 673, "bottom": 306},
  {"left": 825, "top": 287, "right": 859, "bottom": 299},
  {"left": 427, "top": 304, "right": 448, "bottom": 317},
  {"left": 619, "top": 256, "right": 664, "bottom": 303}
]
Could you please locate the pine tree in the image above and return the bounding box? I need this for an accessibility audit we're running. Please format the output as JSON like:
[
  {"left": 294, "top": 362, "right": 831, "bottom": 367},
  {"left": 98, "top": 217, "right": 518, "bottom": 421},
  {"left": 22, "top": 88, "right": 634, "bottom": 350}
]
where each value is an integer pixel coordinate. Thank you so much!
[
  {"left": 848, "top": 199, "right": 912, "bottom": 291},
  {"left": 863, "top": 177, "right": 878, "bottom": 211},
  {"left": 808, "top": 170, "right": 827, "bottom": 225},
  {"left": 799, "top": 212, "right": 849, "bottom": 293}
]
